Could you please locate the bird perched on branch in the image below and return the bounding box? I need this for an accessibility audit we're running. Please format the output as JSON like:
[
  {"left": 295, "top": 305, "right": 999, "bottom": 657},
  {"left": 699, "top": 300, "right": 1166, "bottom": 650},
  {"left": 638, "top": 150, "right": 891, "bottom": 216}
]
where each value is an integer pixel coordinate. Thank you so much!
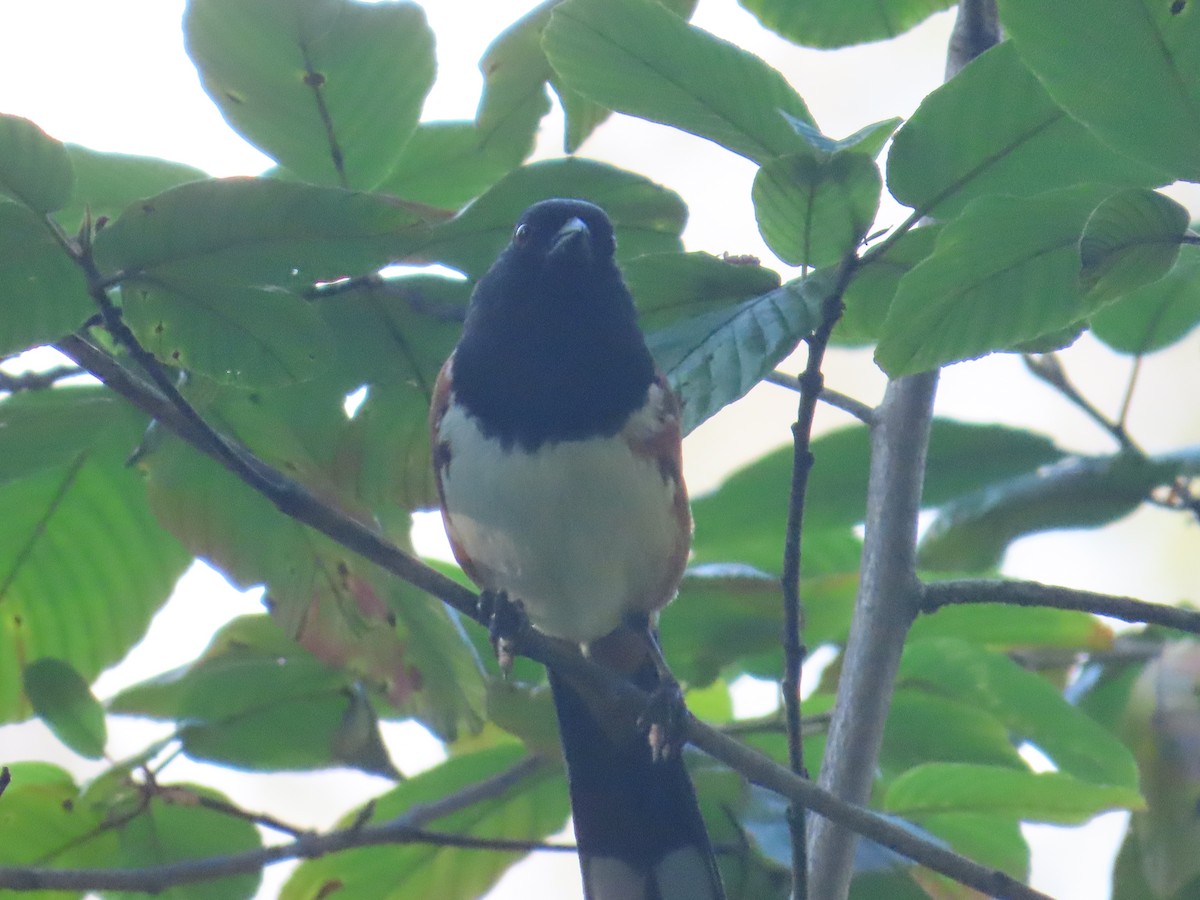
[{"left": 431, "top": 198, "right": 725, "bottom": 900}]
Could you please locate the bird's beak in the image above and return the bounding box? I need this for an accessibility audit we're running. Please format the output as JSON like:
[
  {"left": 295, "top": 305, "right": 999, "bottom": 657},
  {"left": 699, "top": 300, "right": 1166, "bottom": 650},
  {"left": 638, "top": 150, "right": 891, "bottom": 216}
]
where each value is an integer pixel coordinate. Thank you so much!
[{"left": 550, "top": 216, "right": 590, "bottom": 260}]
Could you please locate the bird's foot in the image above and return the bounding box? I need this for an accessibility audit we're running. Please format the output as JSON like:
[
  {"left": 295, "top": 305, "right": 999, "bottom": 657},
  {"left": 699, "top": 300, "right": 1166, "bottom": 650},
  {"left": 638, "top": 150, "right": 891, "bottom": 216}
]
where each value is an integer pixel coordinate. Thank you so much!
[
  {"left": 638, "top": 675, "right": 689, "bottom": 763},
  {"left": 477, "top": 590, "right": 528, "bottom": 676}
]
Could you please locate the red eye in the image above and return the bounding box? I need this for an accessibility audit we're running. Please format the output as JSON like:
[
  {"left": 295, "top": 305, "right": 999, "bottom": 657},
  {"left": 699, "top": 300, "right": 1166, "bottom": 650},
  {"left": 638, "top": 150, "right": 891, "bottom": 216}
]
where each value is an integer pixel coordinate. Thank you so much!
[{"left": 513, "top": 223, "right": 532, "bottom": 246}]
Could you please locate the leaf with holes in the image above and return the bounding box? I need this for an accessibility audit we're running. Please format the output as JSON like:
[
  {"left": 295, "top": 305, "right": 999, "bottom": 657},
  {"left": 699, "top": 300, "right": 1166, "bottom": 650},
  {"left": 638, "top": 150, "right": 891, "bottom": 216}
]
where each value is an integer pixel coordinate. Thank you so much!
[
  {"left": 143, "top": 408, "right": 485, "bottom": 741},
  {"left": 184, "top": 0, "right": 435, "bottom": 188},
  {"left": 93, "top": 177, "right": 435, "bottom": 288},
  {"left": 55, "top": 145, "right": 207, "bottom": 231}
]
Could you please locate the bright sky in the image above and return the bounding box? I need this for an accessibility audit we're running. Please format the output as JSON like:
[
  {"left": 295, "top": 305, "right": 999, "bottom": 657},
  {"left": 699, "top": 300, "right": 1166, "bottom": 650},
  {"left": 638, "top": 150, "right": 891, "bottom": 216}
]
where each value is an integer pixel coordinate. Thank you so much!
[{"left": 3, "top": 2, "right": 1197, "bottom": 898}]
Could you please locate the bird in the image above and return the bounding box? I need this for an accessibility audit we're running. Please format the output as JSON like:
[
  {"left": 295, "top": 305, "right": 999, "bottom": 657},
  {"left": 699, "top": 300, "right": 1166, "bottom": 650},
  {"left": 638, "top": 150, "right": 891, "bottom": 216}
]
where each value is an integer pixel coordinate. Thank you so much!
[{"left": 430, "top": 198, "right": 725, "bottom": 900}]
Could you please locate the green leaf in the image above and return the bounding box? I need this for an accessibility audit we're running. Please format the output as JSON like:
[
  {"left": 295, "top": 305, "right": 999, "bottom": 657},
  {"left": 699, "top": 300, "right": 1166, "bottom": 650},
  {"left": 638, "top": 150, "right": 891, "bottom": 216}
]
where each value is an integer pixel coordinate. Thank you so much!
[
  {"left": 740, "top": 0, "right": 955, "bottom": 49},
  {"left": 833, "top": 225, "right": 940, "bottom": 346},
  {"left": 416, "top": 158, "right": 686, "bottom": 278},
  {"left": 0, "top": 202, "right": 92, "bottom": 357},
  {"left": 313, "top": 274, "right": 466, "bottom": 514},
  {"left": 56, "top": 145, "right": 207, "bottom": 231},
  {"left": 93, "top": 177, "right": 433, "bottom": 288},
  {"left": 0, "top": 388, "right": 191, "bottom": 725},
  {"left": 1080, "top": 188, "right": 1190, "bottom": 304},
  {"left": 624, "top": 251, "right": 782, "bottom": 331},
  {"left": 661, "top": 564, "right": 860, "bottom": 685},
  {"left": 918, "top": 813, "right": 1029, "bottom": 879},
  {"left": 900, "top": 637, "right": 1141, "bottom": 790},
  {"left": 282, "top": 746, "right": 569, "bottom": 900},
  {"left": 184, "top": 0, "right": 435, "bottom": 189},
  {"left": 881, "top": 690, "right": 1029, "bottom": 780},
  {"left": 544, "top": 0, "right": 814, "bottom": 163},
  {"left": 875, "top": 187, "right": 1112, "bottom": 376},
  {"left": 1091, "top": 243, "right": 1200, "bottom": 354},
  {"left": 143, "top": 415, "right": 485, "bottom": 741},
  {"left": 918, "top": 452, "right": 1161, "bottom": 571},
  {"left": 781, "top": 115, "right": 901, "bottom": 160},
  {"left": 752, "top": 152, "right": 882, "bottom": 268},
  {"left": 910, "top": 603, "right": 1114, "bottom": 651},
  {"left": 0, "top": 113, "right": 74, "bottom": 213},
  {"left": 0, "top": 763, "right": 118, "bottom": 886},
  {"left": 999, "top": 0, "right": 1200, "bottom": 181},
  {"left": 884, "top": 763, "right": 1143, "bottom": 823},
  {"left": 379, "top": 0, "right": 560, "bottom": 207},
  {"left": 112, "top": 785, "right": 262, "bottom": 900},
  {"left": 111, "top": 615, "right": 397, "bottom": 775},
  {"left": 23, "top": 658, "right": 106, "bottom": 759},
  {"left": 121, "top": 279, "right": 330, "bottom": 387},
  {"left": 649, "top": 273, "right": 825, "bottom": 435},
  {"left": 887, "top": 43, "right": 1167, "bottom": 222},
  {"left": 379, "top": 121, "right": 528, "bottom": 209}
]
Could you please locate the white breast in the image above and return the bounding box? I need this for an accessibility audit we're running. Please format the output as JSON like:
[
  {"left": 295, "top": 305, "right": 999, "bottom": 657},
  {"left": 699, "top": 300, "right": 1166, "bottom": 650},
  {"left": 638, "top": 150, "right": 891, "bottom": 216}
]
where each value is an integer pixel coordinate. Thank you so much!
[{"left": 438, "top": 398, "right": 682, "bottom": 644}]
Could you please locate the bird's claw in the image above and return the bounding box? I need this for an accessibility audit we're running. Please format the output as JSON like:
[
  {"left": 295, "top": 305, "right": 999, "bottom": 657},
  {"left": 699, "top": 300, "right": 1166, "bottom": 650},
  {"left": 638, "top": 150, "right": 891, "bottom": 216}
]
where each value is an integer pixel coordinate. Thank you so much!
[
  {"left": 638, "top": 677, "right": 689, "bottom": 763},
  {"left": 477, "top": 590, "right": 528, "bottom": 676}
]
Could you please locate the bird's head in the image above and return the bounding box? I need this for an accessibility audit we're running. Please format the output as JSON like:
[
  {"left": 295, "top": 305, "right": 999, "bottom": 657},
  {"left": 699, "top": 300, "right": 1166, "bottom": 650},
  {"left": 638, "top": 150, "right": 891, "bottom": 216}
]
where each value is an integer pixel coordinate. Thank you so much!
[{"left": 504, "top": 198, "right": 617, "bottom": 276}]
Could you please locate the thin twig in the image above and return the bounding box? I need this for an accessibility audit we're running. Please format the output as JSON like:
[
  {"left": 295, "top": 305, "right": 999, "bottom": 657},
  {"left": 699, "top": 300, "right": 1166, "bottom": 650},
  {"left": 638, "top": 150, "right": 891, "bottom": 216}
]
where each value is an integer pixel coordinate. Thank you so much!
[
  {"left": 0, "top": 756, "right": 558, "bottom": 893},
  {"left": 1023, "top": 354, "right": 1142, "bottom": 455},
  {"left": 779, "top": 256, "right": 856, "bottom": 898},
  {"left": 765, "top": 371, "right": 876, "bottom": 425},
  {"left": 922, "top": 579, "right": 1200, "bottom": 635},
  {"left": 0, "top": 365, "right": 86, "bottom": 392},
  {"left": 1117, "top": 354, "right": 1143, "bottom": 432},
  {"left": 191, "top": 793, "right": 312, "bottom": 840}
]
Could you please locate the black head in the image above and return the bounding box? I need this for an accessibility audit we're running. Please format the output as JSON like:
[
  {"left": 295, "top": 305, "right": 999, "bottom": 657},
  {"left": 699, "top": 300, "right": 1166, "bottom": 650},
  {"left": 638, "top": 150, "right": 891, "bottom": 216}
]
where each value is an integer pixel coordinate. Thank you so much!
[
  {"left": 504, "top": 198, "right": 617, "bottom": 283},
  {"left": 450, "top": 198, "right": 656, "bottom": 450}
]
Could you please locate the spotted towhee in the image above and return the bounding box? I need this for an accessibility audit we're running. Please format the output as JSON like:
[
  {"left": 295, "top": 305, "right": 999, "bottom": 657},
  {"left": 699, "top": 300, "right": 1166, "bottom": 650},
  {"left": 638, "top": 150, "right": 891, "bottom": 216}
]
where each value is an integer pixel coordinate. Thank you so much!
[{"left": 431, "top": 199, "right": 725, "bottom": 899}]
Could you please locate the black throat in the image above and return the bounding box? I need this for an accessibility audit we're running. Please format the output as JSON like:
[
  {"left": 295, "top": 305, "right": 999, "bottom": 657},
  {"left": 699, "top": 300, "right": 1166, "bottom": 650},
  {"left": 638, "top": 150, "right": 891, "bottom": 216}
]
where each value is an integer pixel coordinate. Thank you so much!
[{"left": 451, "top": 252, "right": 656, "bottom": 453}]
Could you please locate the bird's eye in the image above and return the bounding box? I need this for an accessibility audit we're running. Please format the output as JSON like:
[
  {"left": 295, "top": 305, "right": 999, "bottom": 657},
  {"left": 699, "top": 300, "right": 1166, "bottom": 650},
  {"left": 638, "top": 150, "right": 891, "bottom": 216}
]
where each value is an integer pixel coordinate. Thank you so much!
[{"left": 513, "top": 223, "right": 532, "bottom": 246}]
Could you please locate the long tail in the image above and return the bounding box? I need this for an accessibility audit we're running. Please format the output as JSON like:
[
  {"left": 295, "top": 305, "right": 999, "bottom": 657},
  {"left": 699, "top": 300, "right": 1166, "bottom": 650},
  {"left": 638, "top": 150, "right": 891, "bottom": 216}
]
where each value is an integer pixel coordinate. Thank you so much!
[{"left": 549, "top": 664, "right": 726, "bottom": 900}]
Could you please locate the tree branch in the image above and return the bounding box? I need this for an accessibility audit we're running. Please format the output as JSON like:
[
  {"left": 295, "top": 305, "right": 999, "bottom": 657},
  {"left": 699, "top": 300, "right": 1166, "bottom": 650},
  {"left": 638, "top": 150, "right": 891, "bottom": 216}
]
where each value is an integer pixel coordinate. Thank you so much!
[
  {"left": 1023, "top": 354, "right": 1141, "bottom": 454},
  {"left": 0, "top": 756, "right": 557, "bottom": 893},
  {"left": 765, "top": 371, "right": 876, "bottom": 425},
  {"left": 0, "top": 364, "right": 85, "bottom": 393},
  {"left": 688, "top": 723, "right": 1052, "bottom": 900},
  {"left": 779, "top": 258, "right": 856, "bottom": 897},
  {"left": 808, "top": 5, "right": 999, "bottom": 896},
  {"left": 922, "top": 578, "right": 1200, "bottom": 635}
]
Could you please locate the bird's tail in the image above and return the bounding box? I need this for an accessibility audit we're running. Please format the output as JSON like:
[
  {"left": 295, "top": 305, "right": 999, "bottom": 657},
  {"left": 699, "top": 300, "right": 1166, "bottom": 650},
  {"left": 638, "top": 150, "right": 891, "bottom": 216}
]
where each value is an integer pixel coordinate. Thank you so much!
[{"left": 549, "top": 663, "right": 726, "bottom": 900}]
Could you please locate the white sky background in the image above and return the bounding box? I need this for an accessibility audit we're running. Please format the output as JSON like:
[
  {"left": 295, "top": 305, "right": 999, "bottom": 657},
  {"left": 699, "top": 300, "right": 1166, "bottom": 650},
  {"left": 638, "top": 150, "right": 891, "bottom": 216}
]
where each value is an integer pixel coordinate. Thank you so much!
[{"left": 1, "top": 1, "right": 1198, "bottom": 898}]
